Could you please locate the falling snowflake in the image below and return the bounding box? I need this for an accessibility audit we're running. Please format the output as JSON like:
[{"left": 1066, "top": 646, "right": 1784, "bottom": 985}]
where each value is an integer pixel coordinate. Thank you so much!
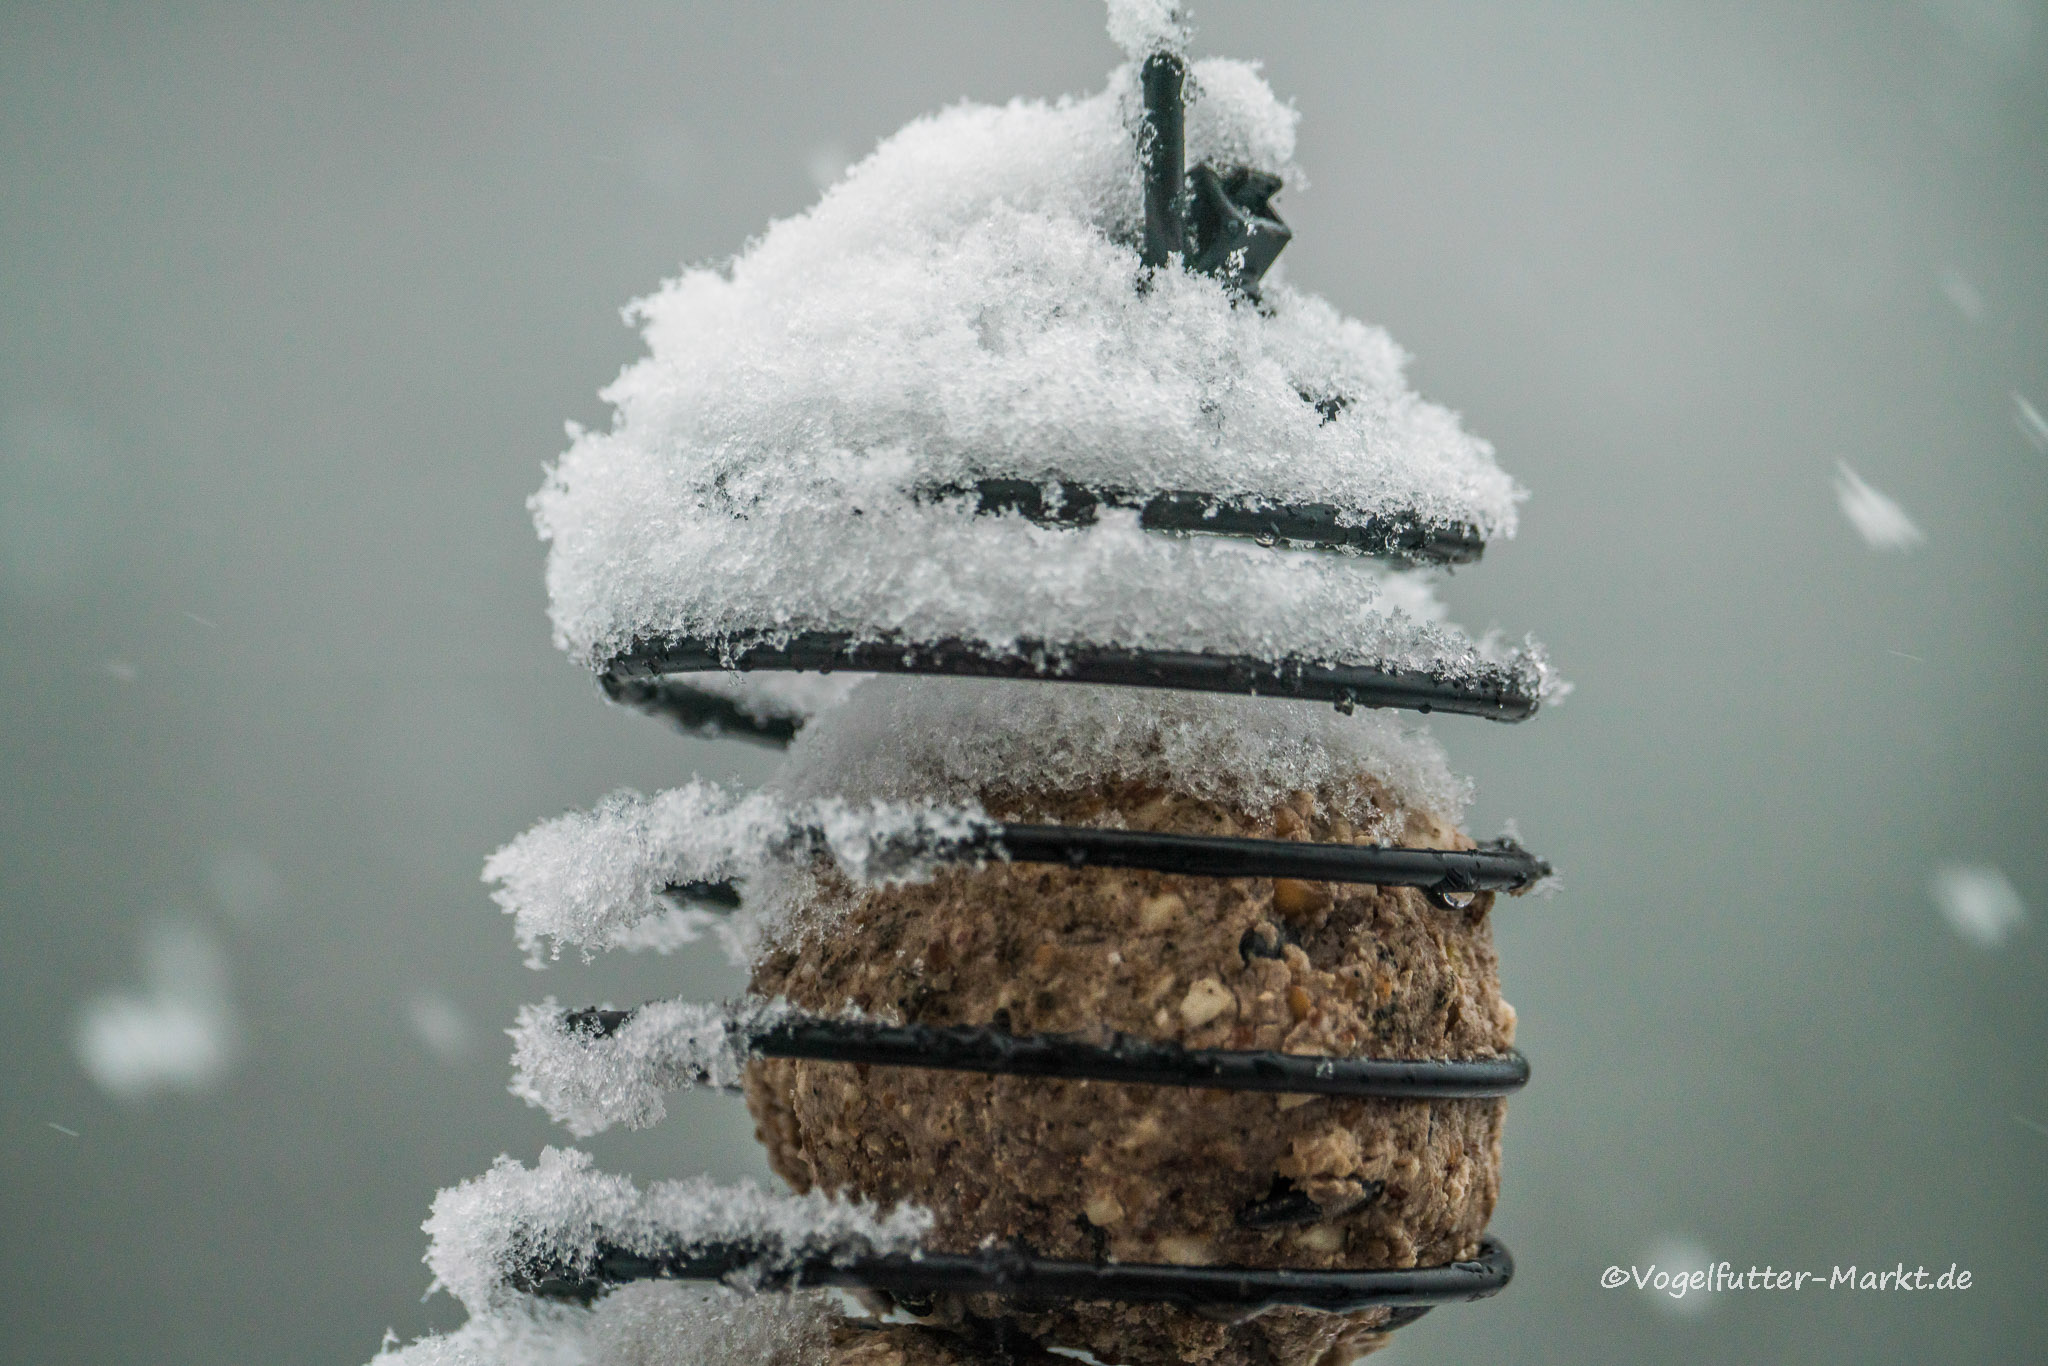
[
  {"left": 1930, "top": 864, "right": 2027, "bottom": 950},
  {"left": 1833, "top": 461, "right": 1924, "bottom": 551},
  {"left": 74, "top": 922, "right": 242, "bottom": 1100},
  {"left": 2013, "top": 392, "right": 2048, "bottom": 453},
  {"left": 408, "top": 992, "right": 476, "bottom": 1064}
]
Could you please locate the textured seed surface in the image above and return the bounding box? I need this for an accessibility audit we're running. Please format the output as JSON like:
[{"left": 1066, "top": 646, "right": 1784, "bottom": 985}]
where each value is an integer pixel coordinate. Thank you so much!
[
  {"left": 826, "top": 1319, "right": 1067, "bottom": 1365},
  {"left": 1084, "top": 1189, "right": 1126, "bottom": 1228},
  {"left": 749, "top": 778, "right": 1514, "bottom": 1366},
  {"left": 1179, "top": 976, "right": 1234, "bottom": 1027},
  {"left": 1271, "top": 877, "right": 1328, "bottom": 920},
  {"left": 1138, "top": 892, "right": 1185, "bottom": 932}
]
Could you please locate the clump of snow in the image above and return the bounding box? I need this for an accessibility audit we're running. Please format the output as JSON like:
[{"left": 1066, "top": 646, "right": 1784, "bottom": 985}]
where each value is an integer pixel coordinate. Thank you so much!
[
  {"left": 783, "top": 677, "right": 1472, "bottom": 828},
  {"left": 755, "top": 677, "right": 1485, "bottom": 946},
  {"left": 509, "top": 998, "right": 793, "bottom": 1136},
  {"left": 485, "top": 785, "right": 993, "bottom": 964},
  {"left": 1833, "top": 461, "right": 1925, "bottom": 551},
  {"left": 533, "top": 53, "right": 1526, "bottom": 674},
  {"left": 423, "top": 1148, "right": 930, "bottom": 1316},
  {"left": 374, "top": 1284, "right": 836, "bottom": 1366},
  {"left": 490, "top": 677, "right": 1484, "bottom": 961},
  {"left": 483, "top": 786, "right": 751, "bottom": 966},
  {"left": 1106, "top": 0, "right": 1190, "bottom": 59},
  {"left": 602, "top": 506, "right": 1544, "bottom": 702},
  {"left": 74, "top": 921, "right": 242, "bottom": 1101},
  {"left": 1930, "top": 863, "right": 2027, "bottom": 950}
]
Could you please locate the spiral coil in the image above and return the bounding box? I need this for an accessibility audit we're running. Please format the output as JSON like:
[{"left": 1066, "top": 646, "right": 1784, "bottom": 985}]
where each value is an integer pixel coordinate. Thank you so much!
[{"left": 483, "top": 52, "right": 1554, "bottom": 1355}]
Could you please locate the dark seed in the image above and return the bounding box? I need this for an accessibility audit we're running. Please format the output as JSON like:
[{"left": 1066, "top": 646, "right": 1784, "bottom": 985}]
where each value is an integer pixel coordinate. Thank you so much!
[
  {"left": 1237, "top": 1176, "right": 1324, "bottom": 1229},
  {"left": 1321, "top": 1178, "right": 1386, "bottom": 1219},
  {"left": 1238, "top": 921, "right": 1296, "bottom": 963},
  {"left": 1073, "top": 1211, "right": 1110, "bottom": 1264}
]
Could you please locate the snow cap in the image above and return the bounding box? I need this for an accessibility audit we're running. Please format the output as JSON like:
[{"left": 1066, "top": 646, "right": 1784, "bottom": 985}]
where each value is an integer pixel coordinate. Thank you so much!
[
  {"left": 1107, "top": 0, "right": 1192, "bottom": 59},
  {"left": 533, "top": 39, "right": 1523, "bottom": 672}
]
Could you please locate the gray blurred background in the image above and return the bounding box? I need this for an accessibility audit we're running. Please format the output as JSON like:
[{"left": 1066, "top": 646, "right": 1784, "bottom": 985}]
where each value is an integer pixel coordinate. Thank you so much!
[{"left": 3, "top": 2, "right": 2043, "bottom": 1362}]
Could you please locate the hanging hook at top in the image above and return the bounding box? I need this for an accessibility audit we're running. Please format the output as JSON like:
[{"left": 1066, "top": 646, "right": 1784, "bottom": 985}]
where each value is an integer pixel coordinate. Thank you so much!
[
  {"left": 1139, "top": 52, "right": 1187, "bottom": 269},
  {"left": 1135, "top": 46, "right": 1292, "bottom": 296}
]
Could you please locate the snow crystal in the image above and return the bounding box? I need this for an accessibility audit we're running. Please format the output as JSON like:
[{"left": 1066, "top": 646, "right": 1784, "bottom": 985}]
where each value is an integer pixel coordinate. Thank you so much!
[
  {"left": 73, "top": 921, "right": 242, "bottom": 1101},
  {"left": 591, "top": 505, "right": 1540, "bottom": 698},
  {"left": 533, "top": 53, "right": 1525, "bottom": 674},
  {"left": 375, "top": 1304, "right": 592, "bottom": 1366},
  {"left": 749, "top": 677, "right": 1485, "bottom": 946},
  {"left": 423, "top": 1148, "right": 930, "bottom": 1316},
  {"left": 484, "top": 786, "right": 765, "bottom": 965},
  {"left": 1930, "top": 863, "right": 2027, "bottom": 950},
  {"left": 486, "top": 783, "right": 993, "bottom": 963},
  {"left": 1106, "top": 0, "right": 1190, "bottom": 59},
  {"left": 491, "top": 676, "right": 1483, "bottom": 960},
  {"left": 781, "top": 676, "right": 1473, "bottom": 829},
  {"left": 374, "top": 1284, "right": 836, "bottom": 1366},
  {"left": 2014, "top": 392, "right": 2048, "bottom": 453},
  {"left": 1833, "top": 461, "right": 1924, "bottom": 551},
  {"left": 509, "top": 998, "right": 792, "bottom": 1136}
]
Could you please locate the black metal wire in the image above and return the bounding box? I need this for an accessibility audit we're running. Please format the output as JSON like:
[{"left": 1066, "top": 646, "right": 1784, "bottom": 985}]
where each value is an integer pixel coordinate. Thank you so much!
[
  {"left": 922, "top": 479, "right": 1485, "bottom": 565},
  {"left": 1138, "top": 53, "right": 1186, "bottom": 268},
  {"left": 752, "top": 1017, "right": 1530, "bottom": 1099},
  {"left": 600, "top": 672, "right": 800, "bottom": 745},
  {"left": 665, "top": 879, "right": 742, "bottom": 910},
  {"left": 560, "top": 1006, "right": 1529, "bottom": 1100},
  {"left": 653, "top": 828, "right": 1545, "bottom": 912},
  {"left": 1185, "top": 164, "right": 1292, "bottom": 295},
  {"left": 522, "top": 37, "right": 1536, "bottom": 1348},
  {"left": 602, "top": 634, "right": 1540, "bottom": 721},
  {"left": 981, "top": 826, "right": 1547, "bottom": 896},
  {"left": 516, "top": 1233, "right": 1515, "bottom": 1316}
]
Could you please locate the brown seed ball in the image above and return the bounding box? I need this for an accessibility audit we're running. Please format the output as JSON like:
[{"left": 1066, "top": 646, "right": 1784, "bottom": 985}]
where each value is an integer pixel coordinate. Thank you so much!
[
  {"left": 824, "top": 1317, "right": 1067, "bottom": 1365},
  {"left": 819, "top": 1313, "right": 1399, "bottom": 1366},
  {"left": 747, "top": 779, "right": 1516, "bottom": 1366}
]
